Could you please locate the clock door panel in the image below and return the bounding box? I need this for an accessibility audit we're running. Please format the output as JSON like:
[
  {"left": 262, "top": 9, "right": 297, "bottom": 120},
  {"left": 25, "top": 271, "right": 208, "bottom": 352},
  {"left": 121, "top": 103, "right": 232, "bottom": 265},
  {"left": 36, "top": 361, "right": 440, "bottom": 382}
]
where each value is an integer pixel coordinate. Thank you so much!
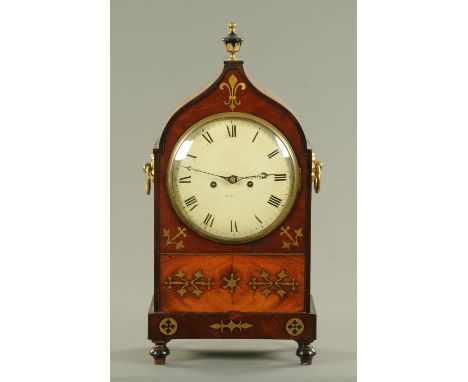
[{"left": 159, "top": 254, "right": 304, "bottom": 313}]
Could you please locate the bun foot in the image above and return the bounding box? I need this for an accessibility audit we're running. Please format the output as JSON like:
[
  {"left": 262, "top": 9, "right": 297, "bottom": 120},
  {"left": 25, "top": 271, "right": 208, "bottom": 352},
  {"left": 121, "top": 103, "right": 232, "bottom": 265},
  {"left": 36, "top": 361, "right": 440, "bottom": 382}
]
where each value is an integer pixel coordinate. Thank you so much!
[
  {"left": 150, "top": 341, "right": 170, "bottom": 365},
  {"left": 296, "top": 341, "right": 316, "bottom": 365}
]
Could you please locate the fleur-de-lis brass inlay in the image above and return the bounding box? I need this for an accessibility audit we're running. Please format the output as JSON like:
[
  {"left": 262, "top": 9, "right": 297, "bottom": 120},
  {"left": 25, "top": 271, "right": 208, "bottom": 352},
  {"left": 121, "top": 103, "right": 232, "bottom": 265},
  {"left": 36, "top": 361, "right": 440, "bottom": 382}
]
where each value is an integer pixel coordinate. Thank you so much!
[
  {"left": 219, "top": 74, "right": 246, "bottom": 111},
  {"left": 222, "top": 272, "right": 240, "bottom": 294},
  {"left": 249, "top": 269, "right": 298, "bottom": 299},
  {"left": 162, "top": 226, "right": 187, "bottom": 250},
  {"left": 164, "top": 269, "right": 214, "bottom": 298},
  {"left": 209, "top": 320, "right": 253, "bottom": 332},
  {"left": 280, "top": 226, "right": 303, "bottom": 249},
  {"left": 285, "top": 317, "right": 304, "bottom": 336}
]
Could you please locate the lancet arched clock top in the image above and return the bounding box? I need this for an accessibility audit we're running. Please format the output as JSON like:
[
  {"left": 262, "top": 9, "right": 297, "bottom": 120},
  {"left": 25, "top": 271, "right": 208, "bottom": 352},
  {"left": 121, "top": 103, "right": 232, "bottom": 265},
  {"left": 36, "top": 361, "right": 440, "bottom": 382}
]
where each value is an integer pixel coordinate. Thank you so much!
[{"left": 143, "top": 22, "right": 323, "bottom": 366}]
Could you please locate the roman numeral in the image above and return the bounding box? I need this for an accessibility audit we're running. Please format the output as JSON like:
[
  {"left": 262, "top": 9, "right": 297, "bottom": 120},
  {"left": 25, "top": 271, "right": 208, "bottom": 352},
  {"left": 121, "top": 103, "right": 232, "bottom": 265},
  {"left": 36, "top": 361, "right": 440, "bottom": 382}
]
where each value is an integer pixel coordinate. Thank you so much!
[
  {"left": 255, "top": 215, "right": 263, "bottom": 224},
  {"left": 184, "top": 195, "right": 198, "bottom": 211},
  {"left": 202, "top": 131, "right": 214, "bottom": 144},
  {"left": 179, "top": 176, "right": 191, "bottom": 183},
  {"left": 274, "top": 173, "right": 287, "bottom": 181},
  {"left": 252, "top": 131, "right": 259, "bottom": 143},
  {"left": 186, "top": 154, "right": 197, "bottom": 159},
  {"left": 226, "top": 124, "right": 236, "bottom": 138},
  {"left": 267, "top": 195, "right": 282, "bottom": 208},
  {"left": 203, "top": 213, "right": 214, "bottom": 227},
  {"left": 267, "top": 149, "right": 279, "bottom": 159},
  {"left": 230, "top": 220, "right": 238, "bottom": 232}
]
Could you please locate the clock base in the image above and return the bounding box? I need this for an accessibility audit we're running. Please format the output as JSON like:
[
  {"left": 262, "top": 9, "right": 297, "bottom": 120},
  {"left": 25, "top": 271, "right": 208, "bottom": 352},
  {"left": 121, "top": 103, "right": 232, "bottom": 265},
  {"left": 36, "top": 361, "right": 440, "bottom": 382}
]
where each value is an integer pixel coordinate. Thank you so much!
[{"left": 148, "top": 295, "right": 317, "bottom": 365}]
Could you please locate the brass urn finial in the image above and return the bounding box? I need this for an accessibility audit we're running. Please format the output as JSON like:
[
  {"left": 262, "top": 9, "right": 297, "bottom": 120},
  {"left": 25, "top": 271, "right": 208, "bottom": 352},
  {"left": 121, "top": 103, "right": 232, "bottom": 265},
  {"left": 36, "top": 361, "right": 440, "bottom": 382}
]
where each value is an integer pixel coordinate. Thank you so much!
[{"left": 222, "top": 21, "right": 243, "bottom": 61}]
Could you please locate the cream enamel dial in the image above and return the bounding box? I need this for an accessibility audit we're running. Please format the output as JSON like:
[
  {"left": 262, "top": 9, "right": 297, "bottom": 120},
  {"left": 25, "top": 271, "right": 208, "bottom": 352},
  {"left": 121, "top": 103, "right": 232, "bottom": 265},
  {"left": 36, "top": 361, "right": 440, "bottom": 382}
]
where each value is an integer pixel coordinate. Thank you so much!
[{"left": 167, "top": 112, "right": 300, "bottom": 244}]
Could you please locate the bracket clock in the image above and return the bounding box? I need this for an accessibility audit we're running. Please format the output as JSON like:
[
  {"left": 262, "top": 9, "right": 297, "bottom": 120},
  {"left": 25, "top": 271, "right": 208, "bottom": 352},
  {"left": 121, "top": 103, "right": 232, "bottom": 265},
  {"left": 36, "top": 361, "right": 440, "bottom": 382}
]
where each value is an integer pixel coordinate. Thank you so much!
[{"left": 143, "top": 23, "right": 323, "bottom": 365}]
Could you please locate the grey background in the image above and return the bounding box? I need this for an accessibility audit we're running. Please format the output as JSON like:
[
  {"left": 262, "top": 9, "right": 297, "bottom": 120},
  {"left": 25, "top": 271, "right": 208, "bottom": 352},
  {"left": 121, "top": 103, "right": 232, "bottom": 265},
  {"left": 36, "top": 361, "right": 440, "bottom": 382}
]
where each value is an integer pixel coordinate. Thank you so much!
[{"left": 111, "top": 0, "right": 356, "bottom": 381}]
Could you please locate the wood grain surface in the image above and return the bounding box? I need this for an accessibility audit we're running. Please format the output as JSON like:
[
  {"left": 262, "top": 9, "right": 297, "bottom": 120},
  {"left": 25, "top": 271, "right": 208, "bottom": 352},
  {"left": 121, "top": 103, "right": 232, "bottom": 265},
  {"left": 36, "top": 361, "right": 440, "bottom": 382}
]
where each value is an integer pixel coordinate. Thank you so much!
[
  {"left": 149, "top": 311, "right": 316, "bottom": 341},
  {"left": 159, "top": 255, "right": 304, "bottom": 312},
  {"left": 151, "top": 60, "right": 313, "bottom": 315}
]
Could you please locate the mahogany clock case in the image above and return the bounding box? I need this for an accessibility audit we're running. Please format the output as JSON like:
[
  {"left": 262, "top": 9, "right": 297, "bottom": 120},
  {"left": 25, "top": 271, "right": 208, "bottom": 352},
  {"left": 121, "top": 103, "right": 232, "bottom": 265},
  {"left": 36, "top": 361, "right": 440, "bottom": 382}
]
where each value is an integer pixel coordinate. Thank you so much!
[
  {"left": 112, "top": 1, "right": 356, "bottom": 378},
  {"left": 148, "top": 60, "right": 316, "bottom": 365}
]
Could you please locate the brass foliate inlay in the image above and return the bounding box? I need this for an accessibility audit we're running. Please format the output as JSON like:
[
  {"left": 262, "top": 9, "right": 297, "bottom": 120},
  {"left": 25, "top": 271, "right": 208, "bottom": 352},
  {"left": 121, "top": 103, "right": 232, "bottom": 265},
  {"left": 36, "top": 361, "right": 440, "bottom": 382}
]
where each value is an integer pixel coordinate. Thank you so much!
[
  {"left": 219, "top": 74, "right": 246, "bottom": 111},
  {"left": 210, "top": 320, "right": 253, "bottom": 333},
  {"left": 222, "top": 272, "right": 241, "bottom": 294},
  {"left": 280, "top": 226, "right": 303, "bottom": 249},
  {"left": 249, "top": 269, "right": 298, "bottom": 299},
  {"left": 285, "top": 318, "right": 304, "bottom": 336},
  {"left": 164, "top": 269, "right": 214, "bottom": 298},
  {"left": 159, "top": 318, "right": 178, "bottom": 335},
  {"left": 162, "top": 226, "right": 187, "bottom": 250}
]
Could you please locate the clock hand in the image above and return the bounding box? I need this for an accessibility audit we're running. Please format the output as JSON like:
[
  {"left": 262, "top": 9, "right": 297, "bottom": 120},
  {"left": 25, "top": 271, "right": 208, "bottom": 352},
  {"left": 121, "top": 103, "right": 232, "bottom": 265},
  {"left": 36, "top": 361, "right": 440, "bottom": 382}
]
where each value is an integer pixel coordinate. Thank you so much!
[
  {"left": 181, "top": 166, "right": 275, "bottom": 184},
  {"left": 238, "top": 172, "right": 272, "bottom": 180},
  {"left": 180, "top": 165, "right": 234, "bottom": 182}
]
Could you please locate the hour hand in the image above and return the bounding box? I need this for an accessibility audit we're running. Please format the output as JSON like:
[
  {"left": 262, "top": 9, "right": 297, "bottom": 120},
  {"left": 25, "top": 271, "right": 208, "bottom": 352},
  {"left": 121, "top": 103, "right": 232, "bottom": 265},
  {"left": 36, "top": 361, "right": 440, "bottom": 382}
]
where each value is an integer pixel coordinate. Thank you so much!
[{"left": 238, "top": 172, "right": 271, "bottom": 180}]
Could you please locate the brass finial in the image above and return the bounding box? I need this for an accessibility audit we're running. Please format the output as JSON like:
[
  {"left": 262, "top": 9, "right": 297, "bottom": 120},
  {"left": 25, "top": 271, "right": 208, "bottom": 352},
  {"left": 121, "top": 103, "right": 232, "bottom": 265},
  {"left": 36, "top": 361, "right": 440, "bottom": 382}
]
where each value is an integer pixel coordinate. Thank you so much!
[
  {"left": 228, "top": 22, "right": 236, "bottom": 33},
  {"left": 222, "top": 21, "right": 243, "bottom": 61}
]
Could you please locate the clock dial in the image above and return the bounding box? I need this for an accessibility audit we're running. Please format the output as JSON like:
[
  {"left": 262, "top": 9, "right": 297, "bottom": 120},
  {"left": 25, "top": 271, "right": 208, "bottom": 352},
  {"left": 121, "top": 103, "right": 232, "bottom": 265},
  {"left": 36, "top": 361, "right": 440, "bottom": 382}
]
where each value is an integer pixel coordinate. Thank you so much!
[{"left": 167, "top": 113, "right": 300, "bottom": 243}]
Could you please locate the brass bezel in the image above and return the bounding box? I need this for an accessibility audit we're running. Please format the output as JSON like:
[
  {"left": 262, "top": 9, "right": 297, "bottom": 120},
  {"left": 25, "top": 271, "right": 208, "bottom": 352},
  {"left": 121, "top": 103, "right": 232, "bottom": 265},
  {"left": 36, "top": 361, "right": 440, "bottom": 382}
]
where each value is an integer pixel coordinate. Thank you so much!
[{"left": 166, "top": 112, "right": 301, "bottom": 244}]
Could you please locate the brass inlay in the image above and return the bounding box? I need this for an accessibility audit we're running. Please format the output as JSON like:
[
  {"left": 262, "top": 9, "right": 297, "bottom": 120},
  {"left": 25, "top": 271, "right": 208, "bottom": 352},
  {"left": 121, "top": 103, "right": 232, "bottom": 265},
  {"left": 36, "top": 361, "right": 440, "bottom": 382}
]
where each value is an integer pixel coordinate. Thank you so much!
[
  {"left": 164, "top": 269, "right": 214, "bottom": 298},
  {"left": 280, "top": 226, "right": 303, "bottom": 249},
  {"left": 285, "top": 317, "right": 304, "bottom": 336},
  {"left": 219, "top": 74, "right": 246, "bottom": 111},
  {"left": 159, "top": 318, "right": 178, "bottom": 335},
  {"left": 210, "top": 320, "right": 253, "bottom": 332},
  {"left": 162, "top": 226, "right": 187, "bottom": 250},
  {"left": 222, "top": 272, "right": 240, "bottom": 294},
  {"left": 249, "top": 269, "right": 298, "bottom": 299}
]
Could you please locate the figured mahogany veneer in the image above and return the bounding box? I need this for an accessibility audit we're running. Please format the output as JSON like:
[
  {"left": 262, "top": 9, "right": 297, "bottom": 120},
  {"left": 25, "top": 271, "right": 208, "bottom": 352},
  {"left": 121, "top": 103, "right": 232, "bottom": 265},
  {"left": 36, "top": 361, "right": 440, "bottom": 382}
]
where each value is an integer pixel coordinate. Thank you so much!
[
  {"left": 159, "top": 254, "right": 304, "bottom": 312},
  {"left": 148, "top": 60, "right": 316, "bottom": 365}
]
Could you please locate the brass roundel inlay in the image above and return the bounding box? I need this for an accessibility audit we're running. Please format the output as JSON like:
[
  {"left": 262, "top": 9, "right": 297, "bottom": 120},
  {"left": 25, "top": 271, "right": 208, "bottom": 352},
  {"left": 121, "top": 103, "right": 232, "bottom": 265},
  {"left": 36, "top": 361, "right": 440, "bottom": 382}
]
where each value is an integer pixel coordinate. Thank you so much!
[
  {"left": 285, "top": 317, "right": 304, "bottom": 336},
  {"left": 159, "top": 318, "right": 178, "bottom": 336}
]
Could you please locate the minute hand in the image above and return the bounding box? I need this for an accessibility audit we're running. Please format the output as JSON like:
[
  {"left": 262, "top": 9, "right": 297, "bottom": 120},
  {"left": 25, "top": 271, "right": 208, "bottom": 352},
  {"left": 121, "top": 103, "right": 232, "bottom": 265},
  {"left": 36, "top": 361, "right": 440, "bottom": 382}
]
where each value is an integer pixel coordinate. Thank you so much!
[{"left": 180, "top": 165, "right": 231, "bottom": 181}]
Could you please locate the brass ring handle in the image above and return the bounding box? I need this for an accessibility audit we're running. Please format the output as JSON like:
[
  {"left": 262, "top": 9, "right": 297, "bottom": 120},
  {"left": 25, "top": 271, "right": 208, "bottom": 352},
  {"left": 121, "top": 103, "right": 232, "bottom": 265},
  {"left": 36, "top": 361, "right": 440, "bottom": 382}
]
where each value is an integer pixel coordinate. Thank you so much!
[
  {"left": 142, "top": 154, "right": 155, "bottom": 195},
  {"left": 314, "top": 163, "right": 321, "bottom": 193},
  {"left": 311, "top": 152, "right": 323, "bottom": 194},
  {"left": 144, "top": 163, "right": 151, "bottom": 194}
]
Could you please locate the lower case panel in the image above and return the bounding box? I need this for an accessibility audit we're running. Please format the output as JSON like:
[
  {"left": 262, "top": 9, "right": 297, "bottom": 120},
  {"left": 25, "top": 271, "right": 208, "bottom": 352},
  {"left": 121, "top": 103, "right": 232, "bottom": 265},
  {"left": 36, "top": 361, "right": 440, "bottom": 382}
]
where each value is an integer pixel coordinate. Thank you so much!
[
  {"left": 159, "top": 254, "right": 305, "bottom": 312},
  {"left": 148, "top": 310, "right": 316, "bottom": 341}
]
